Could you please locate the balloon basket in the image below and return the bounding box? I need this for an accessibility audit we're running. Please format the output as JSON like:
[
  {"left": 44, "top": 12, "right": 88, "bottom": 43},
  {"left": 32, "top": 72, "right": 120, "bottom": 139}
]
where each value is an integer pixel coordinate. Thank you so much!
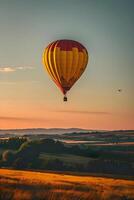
[{"left": 63, "top": 96, "right": 67, "bottom": 102}]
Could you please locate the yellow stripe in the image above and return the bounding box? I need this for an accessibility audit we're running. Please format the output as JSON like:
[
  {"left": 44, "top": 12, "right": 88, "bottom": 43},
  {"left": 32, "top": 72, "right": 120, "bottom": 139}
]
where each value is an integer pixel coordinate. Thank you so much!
[
  {"left": 69, "top": 48, "right": 79, "bottom": 82},
  {"left": 43, "top": 48, "right": 56, "bottom": 82},
  {"left": 48, "top": 45, "right": 61, "bottom": 84},
  {"left": 53, "top": 45, "right": 62, "bottom": 84},
  {"left": 66, "top": 51, "right": 73, "bottom": 82},
  {"left": 59, "top": 50, "right": 67, "bottom": 86},
  {"left": 60, "top": 50, "right": 66, "bottom": 77},
  {"left": 74, "top": 52, "right": 84, "bottom": 81},
  {"left": 68, "top": 49, "right": 88, "bottom": 88},
  {"left": 53, "top": 46, "right": 62, "bottom": 83},
  {"left": 82, "top": 49, "right": 88, "bottom": 69},
  {"left": 76, "top": 49, "right": 88, "bottom": 80}
]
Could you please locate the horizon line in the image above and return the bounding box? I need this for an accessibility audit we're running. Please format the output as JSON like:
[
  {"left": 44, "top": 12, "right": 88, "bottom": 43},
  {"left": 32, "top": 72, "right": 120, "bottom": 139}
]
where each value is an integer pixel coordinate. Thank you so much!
[{"left": 0, "top": 127, "right": 133, "bottom": 131}]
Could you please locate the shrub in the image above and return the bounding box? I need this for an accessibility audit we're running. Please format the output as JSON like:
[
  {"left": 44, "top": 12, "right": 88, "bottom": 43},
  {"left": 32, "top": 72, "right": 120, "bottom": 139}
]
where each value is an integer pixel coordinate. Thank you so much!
[{"left": 2, "top": 150, "right": 16, "bottom": 163}]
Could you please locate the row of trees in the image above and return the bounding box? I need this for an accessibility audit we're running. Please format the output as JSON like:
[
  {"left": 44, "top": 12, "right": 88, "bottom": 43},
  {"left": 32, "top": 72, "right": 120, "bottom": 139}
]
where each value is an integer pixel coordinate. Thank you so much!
[{"left": 0, "top": 137, "right": 27, "bottom": 150}]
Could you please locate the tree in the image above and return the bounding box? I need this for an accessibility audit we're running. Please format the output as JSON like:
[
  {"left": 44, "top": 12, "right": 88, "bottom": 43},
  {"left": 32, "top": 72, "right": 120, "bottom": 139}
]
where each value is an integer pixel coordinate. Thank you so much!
[{"left": 2, "top": 150, "right": 16, "bottom": 163}]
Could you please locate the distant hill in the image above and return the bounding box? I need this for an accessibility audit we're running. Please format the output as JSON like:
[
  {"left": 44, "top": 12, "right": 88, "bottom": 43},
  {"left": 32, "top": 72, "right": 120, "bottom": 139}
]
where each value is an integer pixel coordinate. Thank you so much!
[
  {"left": 63, "top": 130, "right": 134, "bottom": 136},
  {"left": 0, "top": 128, "right": 133, "bottom": 140},
  {"left": 0, "top": 128, "right": 90, "bottom": 136}
]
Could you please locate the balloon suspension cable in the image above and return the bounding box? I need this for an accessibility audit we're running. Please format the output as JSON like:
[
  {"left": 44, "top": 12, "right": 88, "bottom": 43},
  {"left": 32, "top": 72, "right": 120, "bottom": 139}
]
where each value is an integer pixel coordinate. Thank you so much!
[{"left": 63, "top": 94, "right": 67, "bottom": 102}]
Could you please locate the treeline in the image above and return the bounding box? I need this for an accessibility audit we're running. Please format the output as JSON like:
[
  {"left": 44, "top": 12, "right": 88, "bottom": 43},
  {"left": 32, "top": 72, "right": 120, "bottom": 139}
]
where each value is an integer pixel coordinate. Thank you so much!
[
  {"left": 0, "top": 137, "right": 27, "bottom": 150},
  {"left": 0, "top": 138, "right": 134, "bottom": 176},
  {"left": 0, "top": 138, "right": 98, "bottom": 170}
]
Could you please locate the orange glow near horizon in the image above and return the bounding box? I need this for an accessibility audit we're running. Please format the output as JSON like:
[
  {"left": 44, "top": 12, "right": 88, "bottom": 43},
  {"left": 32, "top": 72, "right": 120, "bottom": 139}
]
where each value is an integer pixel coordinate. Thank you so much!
[
  {"left": 0, "top": 85, "right": 134, "bottom": 130},
  {"left": 0, "top": 110, "right": 134, "bottom": 130}
]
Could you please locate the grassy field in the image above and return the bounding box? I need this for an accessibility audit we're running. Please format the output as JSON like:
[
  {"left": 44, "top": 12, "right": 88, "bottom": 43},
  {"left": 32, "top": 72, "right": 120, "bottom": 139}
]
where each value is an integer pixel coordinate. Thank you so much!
[
  {"left": 40, "top": 153, "right": 92, "bottom": 164},
  {"left": 0, "top": 169, "right": 134, "bottom": 200}
]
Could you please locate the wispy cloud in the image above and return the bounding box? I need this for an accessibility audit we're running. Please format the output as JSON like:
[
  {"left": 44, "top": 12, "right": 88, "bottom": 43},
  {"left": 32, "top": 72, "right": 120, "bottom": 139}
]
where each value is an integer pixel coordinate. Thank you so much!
[
  {"left": 0, "top": 116, "right": 62, "bottom": 122},
  {"left": 0, "top": 116, "right": 35, "bottom": 121},
  {"left": 0, "top": 66, "right": 34, "bottom": 73},
  {"left": 0, "top": 67, "right": 16, "bottom": 72},
  {"left": 0, "top": 116, "right": 51, "bottom": 123},
  {"left": 57, "top": 110, "right": 112, "bottom": 115}
]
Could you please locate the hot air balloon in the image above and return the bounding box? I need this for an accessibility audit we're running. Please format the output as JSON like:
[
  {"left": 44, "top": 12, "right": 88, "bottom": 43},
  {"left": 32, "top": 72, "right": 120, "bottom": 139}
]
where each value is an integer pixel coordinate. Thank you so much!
[{"left": 42, "top": 39, "right": 89, "bottom": 101}]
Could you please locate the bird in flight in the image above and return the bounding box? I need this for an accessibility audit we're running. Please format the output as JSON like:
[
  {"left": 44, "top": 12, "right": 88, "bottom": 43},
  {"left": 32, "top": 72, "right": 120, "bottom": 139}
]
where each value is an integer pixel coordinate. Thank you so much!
[{"left": 117, "top": 89, "right": 122, "bottom": 92}]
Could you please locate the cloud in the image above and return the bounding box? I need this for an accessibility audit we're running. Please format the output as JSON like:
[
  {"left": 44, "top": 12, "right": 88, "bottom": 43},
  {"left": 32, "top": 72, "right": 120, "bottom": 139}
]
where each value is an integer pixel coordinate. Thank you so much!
[
  {"left": 0, "top": 116, "right": 62, "bottom": 123},
  {"left": 57, "top": 110, "right": 112, "bottom": 115},
  {"left": 0, "top": 67, "right": 16, "bottom": 72},
  {"left": 0, "top": 66, "right": 34, "bottom": 73},
  {"left": 0, "top": 116, "right": 35, "bottom": 121},
  {"left": 0, "top": 116, "right": 46, "bottom": 122}
]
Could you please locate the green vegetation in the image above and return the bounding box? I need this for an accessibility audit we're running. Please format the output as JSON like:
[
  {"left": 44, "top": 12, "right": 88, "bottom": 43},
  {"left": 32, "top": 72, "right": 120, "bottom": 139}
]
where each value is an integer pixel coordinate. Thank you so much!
[
  {"left": 0, "top": 137, "right": 134, "bottom": 177},
  {"left": 40, "top": 153, "right": 91, "bottom": 164},
  {"left": 0, "top": 137, "right": 27, "bottom": 150}
]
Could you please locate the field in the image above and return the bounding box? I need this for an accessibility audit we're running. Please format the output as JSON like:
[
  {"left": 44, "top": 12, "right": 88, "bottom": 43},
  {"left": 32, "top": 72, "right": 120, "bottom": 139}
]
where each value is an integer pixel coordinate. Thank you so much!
[
  {"left": 40, "top": 153, "right": 92, "bottom": 165},
  {"left": 0, "top": 169, "right": 134, "bottom": 200}
]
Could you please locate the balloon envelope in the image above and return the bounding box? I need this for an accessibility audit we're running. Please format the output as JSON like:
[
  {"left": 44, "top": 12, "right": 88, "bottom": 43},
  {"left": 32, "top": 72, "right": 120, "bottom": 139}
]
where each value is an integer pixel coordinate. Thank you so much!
[{"left": 42, "top": 39, "right": 88, "bottom": 99}]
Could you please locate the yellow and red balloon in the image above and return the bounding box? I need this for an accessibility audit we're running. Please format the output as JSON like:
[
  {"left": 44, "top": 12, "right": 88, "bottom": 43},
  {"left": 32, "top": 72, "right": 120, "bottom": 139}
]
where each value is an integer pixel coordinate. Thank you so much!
[{"left": 42, "top": 39, "right": 89, "bottom": 101}]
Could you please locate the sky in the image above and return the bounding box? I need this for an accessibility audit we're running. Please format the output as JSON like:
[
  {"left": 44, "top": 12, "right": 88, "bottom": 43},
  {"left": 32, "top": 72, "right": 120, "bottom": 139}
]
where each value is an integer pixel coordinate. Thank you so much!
[{"left": 0, "top": 0, "right": 134, "bottom": 130}]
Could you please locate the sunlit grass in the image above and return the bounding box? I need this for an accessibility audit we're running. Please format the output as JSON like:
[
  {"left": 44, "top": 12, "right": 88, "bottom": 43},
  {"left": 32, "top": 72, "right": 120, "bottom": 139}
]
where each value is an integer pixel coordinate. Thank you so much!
[{"left": 0, "top": 169, "right": 134, "bottom": 200}]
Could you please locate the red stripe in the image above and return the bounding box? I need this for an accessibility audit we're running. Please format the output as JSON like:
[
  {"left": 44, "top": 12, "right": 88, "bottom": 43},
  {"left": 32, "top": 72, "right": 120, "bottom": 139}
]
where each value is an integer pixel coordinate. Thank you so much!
[{"left": 47, "top": 40, "right": 87, "bottom": 52}]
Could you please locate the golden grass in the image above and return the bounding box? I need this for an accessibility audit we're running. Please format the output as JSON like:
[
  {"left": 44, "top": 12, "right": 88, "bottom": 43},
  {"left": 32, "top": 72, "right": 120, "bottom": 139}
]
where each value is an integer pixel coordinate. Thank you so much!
[{"left": 0, "top": 169, "right": 134, "bottom": 200}]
